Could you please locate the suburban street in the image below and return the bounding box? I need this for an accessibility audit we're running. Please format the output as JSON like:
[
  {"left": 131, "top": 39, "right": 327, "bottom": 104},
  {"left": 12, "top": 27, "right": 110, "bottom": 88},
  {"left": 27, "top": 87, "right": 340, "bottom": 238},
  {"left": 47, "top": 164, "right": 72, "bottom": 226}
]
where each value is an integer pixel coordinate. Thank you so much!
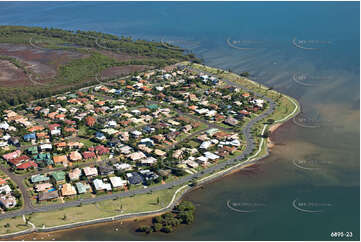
[{"left": 0, "top": 65, "right": 278, "bottom": 222}]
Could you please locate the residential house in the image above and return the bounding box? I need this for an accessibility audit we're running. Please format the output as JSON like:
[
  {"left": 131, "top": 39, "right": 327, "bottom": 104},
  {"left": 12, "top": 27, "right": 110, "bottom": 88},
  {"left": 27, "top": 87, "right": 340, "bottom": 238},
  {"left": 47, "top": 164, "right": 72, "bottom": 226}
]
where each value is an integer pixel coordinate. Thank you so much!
[
  {"left": 82, "top": 151, "right": 96, "bottom": 160},
  {"left": 0, "top": 185, "right": 11, "bottom": 195},
  {"left": 40, "top": 143, "right": 52, "bottom": 151},
  {"left": 31, "top": 174, "right": 50, "bottom": 184},
  {"left": 114, "top": 163, "right": 132, "bottom": 171},
  {"left": 224, "top": 116, "right": 239, "bottom": 126},
  {"left": 119, "top": 145, "right": 132, "bottom": 155},
  {"left": 0, "top": 195, "right": 17, "bottom": 208},
  {"left": 38, "top": 190, "right": 59, "bottom": 201},
  {"left": 139, "top": 169, "right": 159, "bottom": 181},
  {"left": 98, "top": 165, "right": 114, "bottom": 176},
  {"left": 83, "top": 166, "right": 98, "bottom": 177},
  {"left": 200, "top": 141, "right": 212, "bottom": 149},
  {"left": 33, "top": 153, "right": 53, "bottom": 166},
  {"left": 126, "top": 172, "right": 144, "bottom": 185},
  {"left": 128, "top": 151, "right": 146, "bottom": 162},
  {"left": 95, "top": 145, "right": 110, "bottom": 156},
  {"left": 95, "top": 132, "right": 106, "bottom": 141},
  {"left": 51, "top": 171, "right": 66, "bottom": 184},
  {"left": 23, "top": 133, "right": 36, "bottom": 142},
  {"left": 93, "top": 179, "right": 112, "bottom": 192},
  {"left": 69, "top": 151, "right": 82, "bottom": 162},
  {"left": 53, "top": 155, "right": 69, "bottom": 166},
  {"left": 61, "top": 183, "right": 77, "bottom": 196},
  {"left": 154, "top": 149, "right": 166, "bottom": 158},
  {"left": 35, "top": 183, "right": 53, "bottom": 192},
  {"left": 141, "top": 157, "right": 157, "bottom": 166},
  {"left": 17, "top": 161, "right": 38, "bottom": 170},
  {"left": 75, "top": 182, "right": 90, "bottom": 194},
  {"left": 109, "top": 176, "right": 127, "bottom": 189},
  {"left": 8, "top": 155, "right": 30, "bottom": 166},
  {"left": 204, "top": 152, "right": 220, "bottom": 161},
  {"left": 68, "top": 168, "right": 82, "bottom": 181}
]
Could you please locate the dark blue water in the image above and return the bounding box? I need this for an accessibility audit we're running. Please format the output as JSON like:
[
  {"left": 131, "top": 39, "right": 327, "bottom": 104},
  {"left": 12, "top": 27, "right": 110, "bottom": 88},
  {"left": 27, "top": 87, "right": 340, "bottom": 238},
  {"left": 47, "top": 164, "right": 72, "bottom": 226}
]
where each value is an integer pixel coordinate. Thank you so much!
[{"left": 0, "top": 2, "right": 359, "bottom": 240}]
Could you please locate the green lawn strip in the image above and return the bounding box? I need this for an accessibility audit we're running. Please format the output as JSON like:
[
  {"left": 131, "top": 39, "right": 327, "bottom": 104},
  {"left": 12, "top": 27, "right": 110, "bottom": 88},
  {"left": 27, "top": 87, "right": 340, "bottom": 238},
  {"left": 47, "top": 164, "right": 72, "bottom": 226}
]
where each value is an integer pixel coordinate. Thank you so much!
[
  {"left": 0, "top": 216, "right": 30, "bottom": 235},
  {"left": 29, "top": 185, "right": 183, "bottom": 228}
]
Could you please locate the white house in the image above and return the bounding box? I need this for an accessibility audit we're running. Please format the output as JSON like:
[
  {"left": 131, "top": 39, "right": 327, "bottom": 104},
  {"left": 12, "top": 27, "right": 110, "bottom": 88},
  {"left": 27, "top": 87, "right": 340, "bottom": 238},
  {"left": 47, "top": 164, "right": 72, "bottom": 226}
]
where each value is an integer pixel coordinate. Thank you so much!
[
  {"left": 109, "top": 176, "right": 127, "bottom": 188},
  {"left": 141, "top": 157, "right": 157, "bottom": 166},
  {"left": 93, "top": 179, "right": 112, "bottom": 191},
  {"left": 51, "top": 129, "right": 61, "bottom": 136},
  {"left": 40, "top": 143, "right": 52, "bottom": 151},
  {"left": 114, "top": 163, "right": 132, "bottom": 170},
  {"left": 200, "top": 141, "right": 212, "bottom": 149},
  {"left": 0, "top": 122, "right": 9, "bottom": 130},
  {"left": 204, "top": 152, "right": 220, "bottom": 161}
]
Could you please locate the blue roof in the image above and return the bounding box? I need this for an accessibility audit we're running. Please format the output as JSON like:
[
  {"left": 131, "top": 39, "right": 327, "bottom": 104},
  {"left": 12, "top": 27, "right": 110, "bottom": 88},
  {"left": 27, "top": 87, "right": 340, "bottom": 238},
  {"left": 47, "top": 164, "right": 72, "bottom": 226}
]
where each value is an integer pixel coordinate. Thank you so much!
[
  {"left": 24, "top": 133, "right": 36, "bottom": 140},
  {"left": 96, "top": 132, "right": 105, "bottom": 138}
]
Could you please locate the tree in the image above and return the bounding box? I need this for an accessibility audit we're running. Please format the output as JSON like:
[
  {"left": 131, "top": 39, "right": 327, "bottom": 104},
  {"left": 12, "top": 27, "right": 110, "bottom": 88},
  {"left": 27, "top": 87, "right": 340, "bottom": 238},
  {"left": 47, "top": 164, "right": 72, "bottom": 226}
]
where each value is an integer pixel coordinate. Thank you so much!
[
  {"left": 138, "top": 225, "right": 152, "bottom": 234},
  {"left": 240, "top": 72, "right": 250, "bottom": 78},
  {"left": 157, "top": 196, "right": 160, "bottom": 205},
  {"left": 152, "top": 223, "right": 162, "bottom": 232},
  {"left": 161, "top": 225, "right": 173, "bottom": 233},
  {"left": 267, "top": 119, "right": 275, "bottom": 124}
]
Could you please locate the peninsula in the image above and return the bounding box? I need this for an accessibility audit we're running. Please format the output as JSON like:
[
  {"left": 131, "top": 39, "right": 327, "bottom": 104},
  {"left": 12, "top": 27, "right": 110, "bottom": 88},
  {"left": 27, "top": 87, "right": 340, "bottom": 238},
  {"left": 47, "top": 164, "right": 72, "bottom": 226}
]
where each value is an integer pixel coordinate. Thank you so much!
[{"left": 0, "top": 26, "right": 299, "bottom": 238}]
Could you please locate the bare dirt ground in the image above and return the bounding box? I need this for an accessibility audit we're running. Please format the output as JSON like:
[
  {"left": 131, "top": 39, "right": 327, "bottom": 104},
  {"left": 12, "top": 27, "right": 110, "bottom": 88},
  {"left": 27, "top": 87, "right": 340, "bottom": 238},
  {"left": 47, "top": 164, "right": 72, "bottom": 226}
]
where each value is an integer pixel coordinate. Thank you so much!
[
  {"left": 0, "top": 60, "right": 32, "bottom": 87},
  {"left": 0, "top": 43, "right": 89, "bottom": 87},
  {"left": 0, "top": 43, "right": 152, "bottom": 88}
]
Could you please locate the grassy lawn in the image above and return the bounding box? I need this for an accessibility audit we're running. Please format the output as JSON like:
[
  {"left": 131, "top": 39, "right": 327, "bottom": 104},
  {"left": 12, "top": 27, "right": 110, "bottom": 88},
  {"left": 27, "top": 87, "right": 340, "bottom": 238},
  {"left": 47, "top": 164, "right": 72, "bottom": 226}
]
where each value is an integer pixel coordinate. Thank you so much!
[
  {"left": 78, "top": 138, "right": 97, "bottom": 148},
  {"left": 27, "top": 185, "right": 184, "bottom": 228},
  {"left": 0, "top": 216, "right": 30, "bottom": 235},
  {"left": 174, "top": 123, "right": 208, "bottom": 143},
  {"left": 267, "top": 95, "right": 300, "bottom": 122}
]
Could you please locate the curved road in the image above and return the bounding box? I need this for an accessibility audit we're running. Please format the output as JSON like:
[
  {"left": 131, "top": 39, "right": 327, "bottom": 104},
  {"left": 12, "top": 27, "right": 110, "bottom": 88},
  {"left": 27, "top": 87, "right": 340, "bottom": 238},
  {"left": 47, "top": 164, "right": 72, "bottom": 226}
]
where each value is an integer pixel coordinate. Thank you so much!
[{"left": 0, "top": 65, "right": 281, "bottom": 221}]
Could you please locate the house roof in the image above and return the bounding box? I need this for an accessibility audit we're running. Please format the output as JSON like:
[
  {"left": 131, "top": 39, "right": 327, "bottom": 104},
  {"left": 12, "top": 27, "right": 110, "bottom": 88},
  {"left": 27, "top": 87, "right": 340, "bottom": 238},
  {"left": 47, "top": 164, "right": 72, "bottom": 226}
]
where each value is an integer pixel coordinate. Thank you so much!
[
  {"left": 31, "top": 174, "right": 50, "bottom": 183},
  {"left": 154, "top": 149, "right": 166, "bottom": 157},
  {"left": 38, "top": 190, "right": 59, "bottom": 201},
  {"left": 69, "top": 151, "right": 82, "bottom": 161},
  {"left": 61, "top": 183, "right": 77, "bottom": 196},
  {"left": 109, "top": 176, "right": 127, "bottom": 188},
  {"left": 82, "top": 151, "right": 96, "bottom": 159},
  {"left": 83, "top": 166, "right": 98, "bottom": 177},
  {"left": 51, "top": 171, "right": 66, "bottom": 182},
  {"left": 68, "top": 168, "right": 81, "bottom": 180},
  {"left": 75, "top": 182, "right": 88, "bottom": 194},
  {"left": 53, "top": 155, "right": 68, "bottom": 164},
  {"left": 35, "top": 183, "right": 52, "bottom": 192},
  {"left": 128, "top": 152, "right": 146, "bottom": 161}
]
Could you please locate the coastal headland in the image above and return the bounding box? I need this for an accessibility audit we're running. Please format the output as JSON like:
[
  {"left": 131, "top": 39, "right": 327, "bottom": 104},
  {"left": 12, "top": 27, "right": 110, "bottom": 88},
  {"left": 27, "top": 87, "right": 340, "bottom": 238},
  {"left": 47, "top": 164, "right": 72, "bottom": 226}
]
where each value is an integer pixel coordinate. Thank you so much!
[{"left": 0, "top": 26, "right": 300, "bottom": 239}]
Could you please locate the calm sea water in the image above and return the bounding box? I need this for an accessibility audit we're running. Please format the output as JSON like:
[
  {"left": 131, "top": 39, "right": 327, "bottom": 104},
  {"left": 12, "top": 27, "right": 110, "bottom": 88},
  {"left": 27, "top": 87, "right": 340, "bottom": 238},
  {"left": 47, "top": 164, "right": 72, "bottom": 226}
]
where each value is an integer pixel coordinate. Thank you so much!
[{"left": 0, "top": 2, "right": 359, "bottom": 240}]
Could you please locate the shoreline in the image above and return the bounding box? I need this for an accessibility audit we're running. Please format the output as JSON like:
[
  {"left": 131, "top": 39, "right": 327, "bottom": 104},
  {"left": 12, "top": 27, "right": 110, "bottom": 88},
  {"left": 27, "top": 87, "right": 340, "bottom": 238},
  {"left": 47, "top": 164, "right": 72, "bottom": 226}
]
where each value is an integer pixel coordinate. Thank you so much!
[
  {"left": 0, "top": 63, "right": 300, "bottom": 240},
  {"left": 7, "top": 121, "right": 289, "bottom": 241}
]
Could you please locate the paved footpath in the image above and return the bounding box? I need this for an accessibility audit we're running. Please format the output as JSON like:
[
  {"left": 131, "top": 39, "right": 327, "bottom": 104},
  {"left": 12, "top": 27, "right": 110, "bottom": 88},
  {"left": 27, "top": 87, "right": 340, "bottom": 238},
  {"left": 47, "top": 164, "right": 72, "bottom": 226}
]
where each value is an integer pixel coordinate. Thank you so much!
[{"left": 0, "top": 65, "right": 291, "bottom": 229}]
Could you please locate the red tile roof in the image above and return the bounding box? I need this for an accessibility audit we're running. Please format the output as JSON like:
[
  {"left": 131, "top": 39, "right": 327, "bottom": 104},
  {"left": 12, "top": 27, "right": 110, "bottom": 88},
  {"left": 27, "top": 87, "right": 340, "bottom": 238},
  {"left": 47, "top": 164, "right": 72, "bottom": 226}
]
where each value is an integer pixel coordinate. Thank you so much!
[{"left": 17, "top": 161, "right": 38, "bottom": 170}]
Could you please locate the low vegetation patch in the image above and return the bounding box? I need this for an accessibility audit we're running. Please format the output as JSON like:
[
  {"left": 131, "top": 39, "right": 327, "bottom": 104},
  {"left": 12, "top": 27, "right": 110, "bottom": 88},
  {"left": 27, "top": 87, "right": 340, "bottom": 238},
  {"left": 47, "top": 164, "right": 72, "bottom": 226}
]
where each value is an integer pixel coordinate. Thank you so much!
[{"left": 137, "top": 200, "right": 195, "bottom": 234}]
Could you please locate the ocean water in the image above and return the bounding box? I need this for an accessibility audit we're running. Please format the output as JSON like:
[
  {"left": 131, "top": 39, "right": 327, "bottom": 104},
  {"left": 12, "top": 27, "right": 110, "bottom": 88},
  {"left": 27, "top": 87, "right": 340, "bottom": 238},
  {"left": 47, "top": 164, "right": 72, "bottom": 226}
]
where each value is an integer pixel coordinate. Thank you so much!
[{"left": 0, "top": 2, "right": 359, "bottom": 240}]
